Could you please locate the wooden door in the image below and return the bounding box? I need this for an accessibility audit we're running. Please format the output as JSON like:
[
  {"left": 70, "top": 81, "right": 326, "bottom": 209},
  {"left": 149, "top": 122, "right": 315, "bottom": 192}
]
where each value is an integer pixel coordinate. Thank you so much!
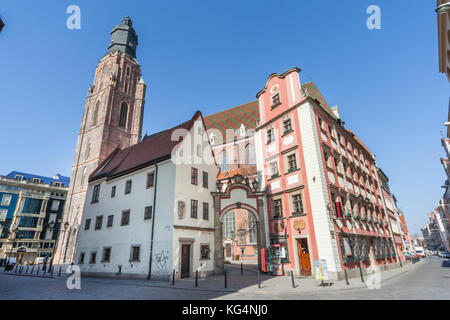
[
  {"left": 226, "top": 244, "right": 232, "bottom": 258},
  {"left": 181, "top": 244, "right": 190, "bottom": 278},
  {"left": 297, "top": 239, "right": 312, "bottom": 276}
]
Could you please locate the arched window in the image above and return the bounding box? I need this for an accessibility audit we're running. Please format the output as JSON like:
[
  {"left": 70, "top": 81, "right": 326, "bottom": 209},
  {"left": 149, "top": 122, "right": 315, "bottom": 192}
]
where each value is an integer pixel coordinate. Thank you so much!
[
  {"left": 245, "top": 144, "right": 255, "bottom": 166},
  {"left": 92, "top": 101, "right": 99, "bottom": 126},
  {"left": 221, "top": 151, "right": 229, "bottom": 172},
  {"left": 119, "top": 102, "right": 128, "bottom": 128}
]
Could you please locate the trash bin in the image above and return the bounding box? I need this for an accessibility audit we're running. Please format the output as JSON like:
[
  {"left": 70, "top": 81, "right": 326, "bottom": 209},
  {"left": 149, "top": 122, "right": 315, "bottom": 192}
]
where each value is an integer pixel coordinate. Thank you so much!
[{"left": 273, "top": 264, "right": 284, "bottom": 276}]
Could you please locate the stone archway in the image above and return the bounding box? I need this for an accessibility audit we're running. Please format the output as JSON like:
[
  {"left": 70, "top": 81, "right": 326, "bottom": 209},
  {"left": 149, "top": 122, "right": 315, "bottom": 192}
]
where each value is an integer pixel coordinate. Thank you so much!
[{"left": 212, "top": 175, "right": 266, "bottom": 274}]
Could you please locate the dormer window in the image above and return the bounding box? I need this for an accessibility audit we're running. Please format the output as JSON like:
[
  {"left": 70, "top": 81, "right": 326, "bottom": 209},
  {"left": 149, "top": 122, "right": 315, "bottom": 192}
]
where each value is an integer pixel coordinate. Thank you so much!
[
  {"left": 209, "top": 133, "right": 216, "bottom": 145},
  {"left": 32, "top": 178, "right": 41, "bottom": 184},
  {"left": 14, "top": 175, "right": 24, "bottom": 181},
  {"left": 271, "top": 93, "right": 281, "bottom": 109}
]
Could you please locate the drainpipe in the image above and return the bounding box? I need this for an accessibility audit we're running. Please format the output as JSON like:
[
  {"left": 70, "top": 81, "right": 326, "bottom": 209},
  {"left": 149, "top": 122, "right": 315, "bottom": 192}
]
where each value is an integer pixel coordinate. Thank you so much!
[{"left": 147, "top": 162, "right": 158, "bottom": 280}]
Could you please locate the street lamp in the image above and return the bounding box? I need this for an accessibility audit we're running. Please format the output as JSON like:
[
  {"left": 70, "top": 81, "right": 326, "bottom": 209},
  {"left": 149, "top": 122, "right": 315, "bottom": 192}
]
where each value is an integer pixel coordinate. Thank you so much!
[
  {"left": 62, "top": 222, "right": 70, "bottom": 263},
  {"left": 436, "top": 2, "right": 450, "bottom": 14},
  {"left": 47, "top": 221, "right": 56, "bottom": 272}
]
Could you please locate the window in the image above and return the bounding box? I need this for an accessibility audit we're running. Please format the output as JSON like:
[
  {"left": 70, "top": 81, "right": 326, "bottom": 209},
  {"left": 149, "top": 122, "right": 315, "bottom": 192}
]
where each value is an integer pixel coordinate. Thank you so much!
[
  {"left": 125, "top": 180, "right": 132, "bottom": 194},
  {"left": 111, "top": 186, "right": 116, "bottom": 198},
  {"left": 248, "top": 213, "right": 257, "bottom": 244},
  {"left": 203, "top": 202, "right": 209, "bottom": 220},
  {"left": 144, "top": 206, "right": 152, "bottom": 220},
  {"left": 238, "top": 229, "right": 246, "bottom": 245},
  {"left": 223, "top": 212, "right": 236, "bottom": 239},
  {"left": 221, "top": 152, "right": 229, "bottom": 172},
  {"left": 32, "top": 178, "right": 41, "bottom": 183},
  {"left": 92, "top": 101, "right": 99, "bottom": 126},
  {"left": 273, "top": 199, "right": 283, "bottom": 218},
  {"left": 270, "top": 161, "right": 279, "bottom": 178},
  {"left": 119, "top": 102, "right": 128, "bottom": 128},
  {"left": 91, "top": 185, "right": 100, "bottom": 203},
  {"left": 89, "top": 252, "right": 97, "bottom": 264},
  {"left": 245, "top": 144, "right": 256, "bottom": 166},
  {"left": 191, "top": 168, "right": 198, "bottom": 185},
  {"left": 50, "top": 200, "right": 60, "bottom": 211},
  {"left": 84, "top": 219, "right": 91, "bottom": 230},
  {"left": 292, "top": 194, "right": 304, "bottom": 215},
  {"left": 102, "top": 248, "right": 111, "bottom": 262},
  {"left": 107, "top": 215, "right": 114, "bottom": 227},
  {"left": 283, "top": 119, "right": 292, "bottom": 134},
  {"left": 0, "top": 209, "right": 7, "bottom": 221},
  {"left": 287, "top": 154, "right": 297, "bottom": 172},
  {"left": 146, "top": 172, "right": 154, "bottom": 188},
  {"left": 267, "top": 127, "right": 275, "bottom": 144},
  {"left": 200, "top": 244, "right": 210, "bottom": 260},
  {"left": 95, "top": 216, "right": 103, "bottom": 230},
  {"left": 202, "top": 171, "right": 208, "bottom": 188},
  {"left": 14, "top": 175, "right": 24, "bottom": 181},
  {"left": 121, "top": 210, "right": 130, "bottom": 226},
  {"left": 196, "top": 144, "right": 202, "bottom": 157},
  {"left": 191, "top": 200, "right": 198, "bottom": 218},
  {"left": 271, "top": 93, "right": 281, "bottom": 107},
  {"left": 130, "top": 245, "right": 140, "bottom": 261},
  {"left": 79, "top": 252, "right": 85, "bottom": 264},
  {"left": 1, "top": 194, "right": 12, "bottom": 206}
]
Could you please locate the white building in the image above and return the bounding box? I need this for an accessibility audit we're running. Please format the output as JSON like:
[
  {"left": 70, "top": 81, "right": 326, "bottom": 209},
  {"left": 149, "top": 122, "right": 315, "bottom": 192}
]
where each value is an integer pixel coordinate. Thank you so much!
[{"left": 75, "top": 111, "right": 218, "bottom": 280}]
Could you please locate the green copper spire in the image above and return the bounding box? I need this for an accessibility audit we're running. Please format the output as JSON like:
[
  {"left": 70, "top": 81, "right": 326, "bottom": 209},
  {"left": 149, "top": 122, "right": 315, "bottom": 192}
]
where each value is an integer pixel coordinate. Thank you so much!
[{"left": 108, "top": 17, "right": 138, "bottom": 58}]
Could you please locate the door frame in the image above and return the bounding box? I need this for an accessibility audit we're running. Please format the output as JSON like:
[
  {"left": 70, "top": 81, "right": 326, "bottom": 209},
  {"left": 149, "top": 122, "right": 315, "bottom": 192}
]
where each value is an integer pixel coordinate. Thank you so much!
[
  {"left": 293, "top": 235, "right": 314, "bottom": 277},
  {"left": 179, "top": 238, "right": 195, "bottom": 278}
]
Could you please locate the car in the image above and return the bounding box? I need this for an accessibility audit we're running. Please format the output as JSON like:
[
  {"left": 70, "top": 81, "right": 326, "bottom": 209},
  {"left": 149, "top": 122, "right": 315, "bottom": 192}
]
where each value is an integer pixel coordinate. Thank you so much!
[{"left": 442, "top": 252, "right": 450, "bottom": 259}]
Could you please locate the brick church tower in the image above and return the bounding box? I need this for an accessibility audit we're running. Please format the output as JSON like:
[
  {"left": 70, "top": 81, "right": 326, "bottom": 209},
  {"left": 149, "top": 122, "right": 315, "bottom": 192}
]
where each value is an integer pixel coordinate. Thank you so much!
[{"left": 54, "top": 17, "right": 147, "bottom": 264}]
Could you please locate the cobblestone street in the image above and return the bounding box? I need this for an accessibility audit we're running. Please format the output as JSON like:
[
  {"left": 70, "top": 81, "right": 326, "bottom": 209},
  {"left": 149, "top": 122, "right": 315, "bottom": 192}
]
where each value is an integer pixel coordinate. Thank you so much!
[{"left": 0, "top": 257, "right": 448, "bottom": 300}]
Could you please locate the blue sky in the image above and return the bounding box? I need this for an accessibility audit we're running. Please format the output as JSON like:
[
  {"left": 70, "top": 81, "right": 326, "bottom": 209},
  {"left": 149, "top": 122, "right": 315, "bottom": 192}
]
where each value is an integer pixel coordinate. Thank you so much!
[{"left": 0, "top": 0, "right": 448, "bottom": 234}]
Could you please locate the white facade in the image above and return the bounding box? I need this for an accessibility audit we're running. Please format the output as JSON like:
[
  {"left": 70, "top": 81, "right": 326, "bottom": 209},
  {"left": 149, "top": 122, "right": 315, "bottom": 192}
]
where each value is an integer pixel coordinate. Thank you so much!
[{"left": 75, "top": 117, "right": 217, "bottom": 280}]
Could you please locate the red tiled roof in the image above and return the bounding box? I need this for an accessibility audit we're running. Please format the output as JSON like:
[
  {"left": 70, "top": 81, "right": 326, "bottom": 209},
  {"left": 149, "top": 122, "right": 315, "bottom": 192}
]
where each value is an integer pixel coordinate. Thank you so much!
[
  {"left": 204, "top": 101, "right": 260, "bottom": 142},
  {"left": 90, "top": 111, "right": 202, "bottom": 182}
]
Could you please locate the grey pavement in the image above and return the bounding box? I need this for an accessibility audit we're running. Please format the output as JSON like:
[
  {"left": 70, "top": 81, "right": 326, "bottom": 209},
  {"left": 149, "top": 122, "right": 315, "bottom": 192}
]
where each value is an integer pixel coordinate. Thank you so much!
[{"left": 0, "top": 256, "right": 448, "bottom": 299}]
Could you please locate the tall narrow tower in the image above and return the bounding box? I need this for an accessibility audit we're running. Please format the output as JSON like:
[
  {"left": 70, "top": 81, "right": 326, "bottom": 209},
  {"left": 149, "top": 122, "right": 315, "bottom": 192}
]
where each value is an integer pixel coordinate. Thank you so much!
[{"left": 54, "top": 17, "right": 147, "bottom": 264}]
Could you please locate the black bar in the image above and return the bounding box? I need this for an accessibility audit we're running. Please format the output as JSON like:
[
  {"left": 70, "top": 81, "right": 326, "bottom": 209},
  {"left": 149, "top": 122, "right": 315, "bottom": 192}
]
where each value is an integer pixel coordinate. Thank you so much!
[
  {"left": 14, "top": 265, "right": 18, "bottom": 273},
  {"left": 241, "top": 262, "right": 243, "bottom": 275},
  {"left": 359, "top": 262, "right": 364, "bottom": 283},
  {"left": 291, "top": 270, "right": 296, "bottom": 288},
  {"left": 58, "top": 266, "right": 61, "bottom": 277},
  {"left": 37, "top": 266, "right": 40, "bottom": 275},
  {"left": 195, "top": 270, "right": 198, "bottom": 287},
  {"left": 19, "top": 266, "right": 23, "bottom": 273},
  {"left": 257, "top": 271, "right": 261, "bottom": 289},
  {"left": 344, "top": 268, "right": 350, "bottom": 285},
  {"left": 224, "top": 271, "right": 227, "bottom": 289},
  {"left": 51, "top": 266, "right": 54, "bottom": 276},
  {"left": 26, "top": 265, "right": 29, "bottom": 274},
  {"left": 31, "top": 265, "right": 34, "bottom": 274},
  {"left": 172, "top": 269, "right": 175, "bottom": 285}
]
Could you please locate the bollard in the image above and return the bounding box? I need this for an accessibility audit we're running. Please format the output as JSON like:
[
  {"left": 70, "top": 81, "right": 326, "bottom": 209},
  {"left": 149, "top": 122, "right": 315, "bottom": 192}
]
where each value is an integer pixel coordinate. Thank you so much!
[
  {"left": 58, "top": 266, "right": 62, "bottom": 277},
  {"left": 359, "top": 263, "right": 364, "bottom": 283},
  {"left": 14, "top": 265, "right": 18, "bottom": 273},
  {"left": 31, "top": 266, "right": 34, "bottom": 275},
  {"left": 257, "top": 271, "right": 261, "bottom": 289},
  {"left": 195, "top": 270, "right": 198, "bottom": 287},
  {"left": 19, "top": 266, "right": 23, "bottom": 274},
  {"left": 26, "top": 266, "right": 29, "bottom": 274},
  {"left": 241, "top": 262, "right": 243, "bottom": 275},
  {"left": 37, "top": 266, "right": 40, "bottom": 275},
  {"left": 344, "top": 268, "right": 350, "bottom": 286},
  {"left": 224, "top": 271, "right": 227, "bottom": 289},
  {"left": 172, "top": 269, "right": 175, "bottom": 286},
  {"left": 50, "top": 266, "right": 54, "bottom": 276},
  {"left": 291, "top": 271, "right": 296, "bottom": 288}
]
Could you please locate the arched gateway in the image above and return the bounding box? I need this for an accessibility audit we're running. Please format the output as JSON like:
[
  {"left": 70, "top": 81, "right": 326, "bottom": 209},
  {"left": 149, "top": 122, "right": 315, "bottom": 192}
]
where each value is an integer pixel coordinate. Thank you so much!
[{"left": 211, "top": 175, "right": 266, "bottom": 273}]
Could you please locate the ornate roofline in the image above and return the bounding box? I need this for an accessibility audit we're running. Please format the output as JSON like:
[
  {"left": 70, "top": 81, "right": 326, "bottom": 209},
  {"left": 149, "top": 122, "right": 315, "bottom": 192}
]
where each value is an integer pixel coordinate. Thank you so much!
[{"left": 256, "top": 67, "right": 302, "bottom": 98}]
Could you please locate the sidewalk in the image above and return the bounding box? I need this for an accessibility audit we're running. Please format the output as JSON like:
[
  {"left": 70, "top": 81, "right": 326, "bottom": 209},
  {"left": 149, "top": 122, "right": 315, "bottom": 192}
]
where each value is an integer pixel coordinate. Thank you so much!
[{"left": 0, "top": 259, "right": 425, "bottom": 294}]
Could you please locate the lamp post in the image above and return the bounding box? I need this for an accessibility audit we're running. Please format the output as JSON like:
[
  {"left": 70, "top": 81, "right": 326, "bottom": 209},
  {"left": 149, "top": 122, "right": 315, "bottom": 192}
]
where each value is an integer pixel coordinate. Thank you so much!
[
  {"left": 47, "top": 221, "right": 57, "bottom": 272},
  {"left": 61, "top": 222, "right": 70, "bottom": 264}
]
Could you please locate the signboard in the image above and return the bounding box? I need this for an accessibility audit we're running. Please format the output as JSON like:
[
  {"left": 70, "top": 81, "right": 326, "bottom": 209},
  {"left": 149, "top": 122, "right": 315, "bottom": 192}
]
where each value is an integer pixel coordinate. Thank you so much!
[
  {"left": 334, "top": 202, "right": 343, "bottom": 219},
  {"left": 314, "top": 259, "right": 329, "bottom": 281}
]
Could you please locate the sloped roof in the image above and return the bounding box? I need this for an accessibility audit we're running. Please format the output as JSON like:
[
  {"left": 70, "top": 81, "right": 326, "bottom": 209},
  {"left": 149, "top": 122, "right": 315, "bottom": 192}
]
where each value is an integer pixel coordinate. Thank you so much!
[
  {"left": 302, "top": 82, "right": 337, "bottom": 120},
  {"left": 204, "top": 100, "right": 260, "bottom": 141},
  {"left": 90, "top": 111, "right": 202, "bottom": 182},
  {"left": 6, "top": 171, "right": 70, "bottom": 187}
]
